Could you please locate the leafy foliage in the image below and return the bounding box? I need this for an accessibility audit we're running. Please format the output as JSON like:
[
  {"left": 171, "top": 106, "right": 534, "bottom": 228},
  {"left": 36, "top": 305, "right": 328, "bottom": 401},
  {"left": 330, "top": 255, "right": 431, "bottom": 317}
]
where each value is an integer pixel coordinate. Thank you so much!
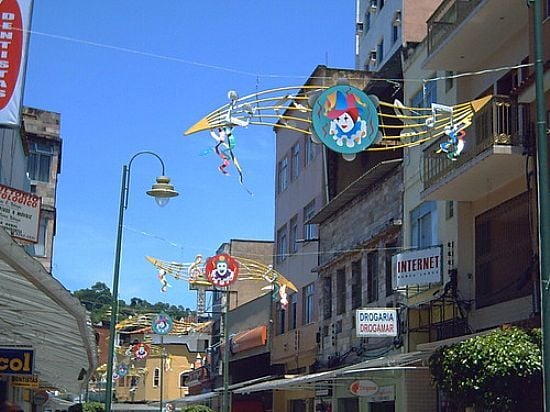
[
  {"left": 73, "top": 282, "right": 195, "bottom": 324},
  {"left": 82, "top": 401, "right": 105, "bottom": 412},
  {"left": 181, "top": 406, "right": 213, "bottom": 412},
  {"left": 429, "top": 327, "right": 542, "bottom": 410}
]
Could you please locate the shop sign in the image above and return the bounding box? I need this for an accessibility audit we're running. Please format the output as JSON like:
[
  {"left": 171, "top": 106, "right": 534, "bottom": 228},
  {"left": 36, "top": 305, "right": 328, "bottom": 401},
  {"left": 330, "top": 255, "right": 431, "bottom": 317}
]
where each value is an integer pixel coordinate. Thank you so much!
[
  {"left": 392, "top": 246, "right": 442, "bottom": 288},
  {"left": 355, "top": 308, "right": 397, "bottom": 337},
  {"left": 33, "top": 390, "right": 48, "bottom": 405},
  {"left": 349, "top": 379, "right": 378, "bottom": 396},
  {"left": 368, "top": 385, "right": 395, "bottom": 402},
  {"left": 0, "top": 347, "right": 34, "bottom": 375},
  {"left": 0, "top": 184, "right": 41, "bottom": 243},
  {"left": 11, "top": 375, "right": 38, "bottom": 388}
]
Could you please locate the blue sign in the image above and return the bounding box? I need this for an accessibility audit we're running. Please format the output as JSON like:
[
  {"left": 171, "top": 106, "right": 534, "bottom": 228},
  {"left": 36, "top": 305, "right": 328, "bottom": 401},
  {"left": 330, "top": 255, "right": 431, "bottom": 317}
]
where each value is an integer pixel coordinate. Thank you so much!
[
  {"left": 151, "top": 312, "right": 173, "bottom": 335},
  {"left": 311, "top": 85, "right": 379, "bottom": 155},
  {"left": 0, "top": 347, "right": 34, "bottom": 375}
]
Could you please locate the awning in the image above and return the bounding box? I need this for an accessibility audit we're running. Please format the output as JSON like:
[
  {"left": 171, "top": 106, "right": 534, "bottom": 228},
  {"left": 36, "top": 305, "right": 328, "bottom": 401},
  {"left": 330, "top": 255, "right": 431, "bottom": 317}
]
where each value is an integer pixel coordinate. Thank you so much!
[
  {"left": 234, "top": 351, "right": 429, "bottom": 394},
  {"left": 172, "top": 392, "right": 218, "bottom": 405},
  {"left": 0, "top": 229, "right": 98, "bottom": 393}
]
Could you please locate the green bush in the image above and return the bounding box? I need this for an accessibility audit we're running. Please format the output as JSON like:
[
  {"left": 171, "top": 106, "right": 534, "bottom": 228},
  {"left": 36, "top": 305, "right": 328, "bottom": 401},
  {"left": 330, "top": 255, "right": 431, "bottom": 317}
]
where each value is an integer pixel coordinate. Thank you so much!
[
  {"left": 181, "top": 406, "right": 213, "bottom": 412},
  {"left": 82, "top": 402, "right": 105, "bottom": 412},
  {"left": 429, "top": 326, "right": 542, "bottom": 411}
]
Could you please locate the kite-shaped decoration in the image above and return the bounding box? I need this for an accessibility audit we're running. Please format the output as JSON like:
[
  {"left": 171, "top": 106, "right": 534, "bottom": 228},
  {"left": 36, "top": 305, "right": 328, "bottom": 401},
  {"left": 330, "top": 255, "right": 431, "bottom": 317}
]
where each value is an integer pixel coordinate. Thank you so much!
[{"left": 205, "top": 253, "right": 239, "bottom": 287}]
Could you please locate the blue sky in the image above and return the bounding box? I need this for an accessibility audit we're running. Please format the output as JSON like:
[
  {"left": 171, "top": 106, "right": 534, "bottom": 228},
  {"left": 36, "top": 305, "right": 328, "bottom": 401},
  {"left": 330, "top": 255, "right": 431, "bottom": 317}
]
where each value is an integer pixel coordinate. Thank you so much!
[{"left": 22, "top": 1, "right": 355, "bottom": 310}]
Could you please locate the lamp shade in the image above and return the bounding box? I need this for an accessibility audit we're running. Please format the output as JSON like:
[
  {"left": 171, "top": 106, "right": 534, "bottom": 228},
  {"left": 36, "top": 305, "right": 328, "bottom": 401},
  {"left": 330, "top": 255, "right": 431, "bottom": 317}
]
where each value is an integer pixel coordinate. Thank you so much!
[{"left": 146, "top": 176, "right": 179, "bottom": 207}]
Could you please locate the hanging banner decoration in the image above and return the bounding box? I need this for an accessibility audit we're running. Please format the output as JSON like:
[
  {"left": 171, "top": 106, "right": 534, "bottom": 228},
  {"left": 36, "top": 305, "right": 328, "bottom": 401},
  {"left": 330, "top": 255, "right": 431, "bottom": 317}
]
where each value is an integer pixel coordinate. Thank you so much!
[
  {"left": 355, "top": 308, "right": 398, "bottom": 337},
  {"left": 392, "top": 246, "right": 442, "bottom": 288},
  {"left": 205, "top": 253, "right": 239, "bottom": 287},
  {"left": 0, "top": 0, "right": 33, "bottom": 126},
  {"left": 311, "top": 85, "right": 379, "bottom": 155},
  {"left": 184, "top": 85, "right": 493, "bottom": 163},
  {"left": 133, "top": 343, "right": 150, "bottom": 359},
  {"left": 0, "top": 184, "right": 41, "bottom": 243},
  {"left": 117, "top": 363, "right": 129, "bottom": 377},
  {"left": 151, "top": 312, "right": 173, "bottom": 335}
]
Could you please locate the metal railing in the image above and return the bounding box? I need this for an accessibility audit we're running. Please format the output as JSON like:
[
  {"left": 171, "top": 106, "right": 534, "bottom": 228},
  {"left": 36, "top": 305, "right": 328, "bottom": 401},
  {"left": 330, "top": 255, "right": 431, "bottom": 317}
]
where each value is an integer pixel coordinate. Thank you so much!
[
  {"left": 422, "top": 95, "right": 520, "bottom": 190},
  {"left": 427, "top": 0, "right": 483, "bottom": 55}
]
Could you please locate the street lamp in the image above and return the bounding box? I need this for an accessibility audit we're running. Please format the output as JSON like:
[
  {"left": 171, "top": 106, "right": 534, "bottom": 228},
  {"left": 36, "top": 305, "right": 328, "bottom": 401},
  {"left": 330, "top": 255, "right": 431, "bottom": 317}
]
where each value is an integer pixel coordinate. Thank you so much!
[{"left": 105, "top": 151, "right": 179, "bottom": 412}]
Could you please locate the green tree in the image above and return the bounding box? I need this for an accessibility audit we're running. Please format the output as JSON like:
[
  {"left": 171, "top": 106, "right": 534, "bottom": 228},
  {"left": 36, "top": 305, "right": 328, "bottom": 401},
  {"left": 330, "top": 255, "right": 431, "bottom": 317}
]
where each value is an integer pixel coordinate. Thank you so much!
[
  {"left": 429, "top": 327, "right": 542, "bottom": 411},
  {"left": 181, "top": 405, "right": 213, "bottom": 412}
]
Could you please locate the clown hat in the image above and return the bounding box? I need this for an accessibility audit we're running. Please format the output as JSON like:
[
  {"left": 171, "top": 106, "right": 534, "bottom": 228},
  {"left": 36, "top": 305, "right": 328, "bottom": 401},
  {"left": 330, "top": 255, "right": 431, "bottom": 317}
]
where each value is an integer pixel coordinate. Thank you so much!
[{"left": 326, "top": 91, "right": 359, "bottom": 120}]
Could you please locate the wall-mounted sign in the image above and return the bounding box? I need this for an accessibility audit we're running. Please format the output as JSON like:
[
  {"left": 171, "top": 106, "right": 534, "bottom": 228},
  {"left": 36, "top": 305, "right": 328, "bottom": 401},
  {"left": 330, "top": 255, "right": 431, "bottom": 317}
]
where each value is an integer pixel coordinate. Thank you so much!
[
  {"left": 205, "top": 253, "right": 239, "bottom": 287},
  {"left": 0, "top": 0, "right": 33, "bottom": 126},
  {"left": 349, "top": 379, "right": 378, "bottom": 397},
  {"left": 392, "top": 246, "right": 442, "bottom": 288},
  {"left": 151, "top": 312, "right": 173, "bottom": 335},
  {"left": 33, "top": 390, "right": 48, "bottom": 405},
  {"left": 0, "top": 184, "right": 41, "bottom": 243},
  {"left": 311, "top": 84, "right": 379, "bottom": 155},
  {"left": 0, "top": 347, "right": 34, "bottom": 375},
  {"left": 11, "top": 375, "right": 38, "bottom": 388},
  {"left": 355, "top": 308, "right": 397, "bottom": 337},
  {"left": 368, "top": 385, "right": 395, "bottom": 402}
]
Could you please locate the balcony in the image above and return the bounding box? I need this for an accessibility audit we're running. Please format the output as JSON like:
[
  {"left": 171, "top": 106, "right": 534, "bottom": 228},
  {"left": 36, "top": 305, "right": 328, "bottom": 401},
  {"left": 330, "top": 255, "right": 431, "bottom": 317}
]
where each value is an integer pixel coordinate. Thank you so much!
[
  {"left": 421, "top": 95, "right": 525, "bottom": 201},
  {"left": 424, "top": 0, "right": 527, "bottom": 70}
]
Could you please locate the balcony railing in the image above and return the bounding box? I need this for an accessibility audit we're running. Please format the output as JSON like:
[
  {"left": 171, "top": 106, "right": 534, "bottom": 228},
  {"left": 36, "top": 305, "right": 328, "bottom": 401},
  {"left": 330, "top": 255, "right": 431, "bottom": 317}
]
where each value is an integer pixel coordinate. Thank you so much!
[
  {"left": 427, "top": 0, "right": 482, "bottom": 55},
  {"left": 422, "top": 95, "right": 521, "bottom": 190}
]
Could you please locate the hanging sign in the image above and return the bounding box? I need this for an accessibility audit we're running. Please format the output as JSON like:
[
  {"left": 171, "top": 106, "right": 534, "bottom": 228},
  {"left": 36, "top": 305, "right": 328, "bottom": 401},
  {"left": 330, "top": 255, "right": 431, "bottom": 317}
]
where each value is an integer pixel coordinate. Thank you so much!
[
  {"left": 355, "top": 308, "right": 398, "bottom": 337},
  {"left": 0, "top": 184, "right": 41, "bottom": 243},
  {"left": 311, "top": 84, "right": 379, "bottom": 155},
  {"left": 133, "top": 343, "right": 150, "bottom": 359},
  {"left": 205, "top": 253, "right": 239, "bottom": 287},
  {"left": 0, "top": 0, "right": 33, "bottom": 126},
  {"left": 392, "top": 246, "right": 442, "bottom": 288},
  {"left": 151, "top": 312, "right": 173, "bottom": 335}
]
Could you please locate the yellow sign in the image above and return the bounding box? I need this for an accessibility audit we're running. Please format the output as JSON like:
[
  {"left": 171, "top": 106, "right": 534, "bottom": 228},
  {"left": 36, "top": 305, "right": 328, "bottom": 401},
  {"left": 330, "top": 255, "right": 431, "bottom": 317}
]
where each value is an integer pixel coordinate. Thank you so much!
[{"left": 12, "top": 375, "right": 39, "bottom": 388}]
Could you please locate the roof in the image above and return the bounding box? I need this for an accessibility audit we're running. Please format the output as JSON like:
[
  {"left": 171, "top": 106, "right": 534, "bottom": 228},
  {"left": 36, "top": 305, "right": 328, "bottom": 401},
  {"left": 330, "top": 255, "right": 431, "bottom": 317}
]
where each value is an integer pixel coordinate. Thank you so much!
[
  {"left": 0, "top": 228, "right": 97, "bottom": 393},
  {"left": 310, "top": 159, "right": 402, "bottom": 224}
]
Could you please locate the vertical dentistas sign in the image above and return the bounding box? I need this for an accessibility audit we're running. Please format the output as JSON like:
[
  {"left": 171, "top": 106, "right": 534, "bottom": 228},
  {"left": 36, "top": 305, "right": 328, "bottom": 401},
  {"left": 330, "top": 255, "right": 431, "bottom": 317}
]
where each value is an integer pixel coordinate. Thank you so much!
[{"left": 0, "top": 0, "right": 32, "bottom": 126}]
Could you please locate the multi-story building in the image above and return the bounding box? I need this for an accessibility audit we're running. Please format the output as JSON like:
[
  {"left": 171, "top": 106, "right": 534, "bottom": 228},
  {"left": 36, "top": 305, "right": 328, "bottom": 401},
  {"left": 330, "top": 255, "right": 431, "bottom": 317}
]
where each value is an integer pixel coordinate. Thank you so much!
[{"left": 22, "top": 107, "right": 62, "bottom": 272}]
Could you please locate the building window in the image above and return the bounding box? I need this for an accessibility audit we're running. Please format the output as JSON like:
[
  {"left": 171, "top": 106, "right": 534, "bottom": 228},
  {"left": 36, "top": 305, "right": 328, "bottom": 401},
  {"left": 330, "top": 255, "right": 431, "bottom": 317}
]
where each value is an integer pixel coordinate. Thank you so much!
[
  {"left": 475, "top": 192, "right": 531, "bottom": 308},
  {"left": 336, "top": 268, "right": 346, "bottom": 315},
  {"left": 179, "top": 373, "right": 187, "bottom": 388},
  {"left": 446, "top": 200, "right": 454, "bottom": 220},
  {"left": 27, "top": 142, "right": 53, "bottom": 182},
  {"left": 392, "top": 22, "right": 399, "bottom": 44},
  {"left": 153, "top": 368, "right": 160, "bottom": 387},
  {"left": 411, "top": 81, "right": 438, "bottom": 109},
  {"left": 322, "top": 276, "right": 332, "bottom": 320},
  {"left": 367, "top": 251, "right": 378, "bottom": 303},
  {"left": 291, "top": 143, "right": 300, "bottom": 180},
  {"left": 289, "top": 215, "right": 299, "bottom": 254},
  {"left": 445, "top": 71, "right": 454, "bottom": 92},
  {"left": 276, "top": 302, "right": 286, "bottom": 335},
  {"left": 305, "top": 135, "right": 317, "bottom": 166},
  {"left": 377, "top": 39, "right": 384, "bottom": 65},
  {"left": 378, "top": 0, "right": 385, "bottom": 9},
  {"left": 385, "top": 241, "right": 397, "bottom": 296},
  {"left": 411, "top": 201, "right": 437, "bottom": 248},
  {"left": 303, "top": 283, "right": 315, "bottom": 325},
  {"left": 278, "top": 156, "right": 288, "bottom": 193},
  {"left": 352, "top": 260, "right": 362, "bottom": 309},
  {"left": 364, "top": 11, "right": 371, "bottom": 32},
  {"left": 289, "top": 293, "right": 298, "bottom": 330},
  {"left": 33, "top": 217, "right": 48, "bottom": 257},
  {"left": 277, "top": 225, "right": 288, "bottom": 263},
  {"left": 303, "top": 200, "right": 318, "bottom": 241}
]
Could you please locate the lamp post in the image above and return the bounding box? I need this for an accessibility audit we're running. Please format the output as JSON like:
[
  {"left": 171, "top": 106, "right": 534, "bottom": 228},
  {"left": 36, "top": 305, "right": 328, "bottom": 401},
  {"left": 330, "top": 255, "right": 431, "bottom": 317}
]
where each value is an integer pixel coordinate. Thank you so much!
[{"left": 105, "top": 151, "right": 179, "bottom": 412}]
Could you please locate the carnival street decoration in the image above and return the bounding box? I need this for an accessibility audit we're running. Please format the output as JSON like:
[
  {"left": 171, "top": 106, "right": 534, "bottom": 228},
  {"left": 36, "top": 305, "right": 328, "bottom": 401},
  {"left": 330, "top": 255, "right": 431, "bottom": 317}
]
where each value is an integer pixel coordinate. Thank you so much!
[
  {"left": 205, "top": 253, "right": 239, "bottom": 287},
  {"left": 146, "top": 254, "right": 298, "bottom": 309},
  {"left": 184, "top": 84, "right": 492, "bottom": 164},
  {"left": 151, "top": 312, "right": 173, "bottom": 335}
]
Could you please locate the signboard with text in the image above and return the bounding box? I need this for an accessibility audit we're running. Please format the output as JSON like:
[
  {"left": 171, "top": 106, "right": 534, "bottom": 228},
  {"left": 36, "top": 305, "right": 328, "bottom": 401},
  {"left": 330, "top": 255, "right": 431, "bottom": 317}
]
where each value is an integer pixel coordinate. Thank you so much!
[
  {"left": 0, "top": 184, "right": 41, "bottom": 242},
  {"left": 355, "top": 308, "right": 398, "bottom": 337},
  {"left": 0, "top": 347, "right": 34, "bottom": 375},
  {"left": 392, "top": 246, "right": 442, "bottom": 288}
]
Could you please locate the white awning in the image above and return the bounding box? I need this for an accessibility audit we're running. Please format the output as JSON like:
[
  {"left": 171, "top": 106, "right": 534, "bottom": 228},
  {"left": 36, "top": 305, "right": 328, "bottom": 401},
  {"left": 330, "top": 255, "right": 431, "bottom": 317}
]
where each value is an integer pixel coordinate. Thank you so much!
[
  {"left": 234, "top": 351, "right": 429, "bottom": 394},
  {"left": 0, "top": 229, "right": 98, "bottom": 393}
]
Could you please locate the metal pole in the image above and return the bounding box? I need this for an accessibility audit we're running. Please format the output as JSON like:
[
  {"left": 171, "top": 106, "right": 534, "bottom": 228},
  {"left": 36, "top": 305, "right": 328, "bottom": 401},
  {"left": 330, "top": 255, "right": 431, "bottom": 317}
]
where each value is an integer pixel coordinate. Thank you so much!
[
  {"left": 533, "top": 0, "right": 550, "bottom": 409},
  {"left": 105, "top": 165, "right": 128, "bottom": 412},
  {"left": 222, "top": 290, "right": 230, "bottom": 412},
  {"left": 160, "top": 335, "right": 165, "bottom": 412}
]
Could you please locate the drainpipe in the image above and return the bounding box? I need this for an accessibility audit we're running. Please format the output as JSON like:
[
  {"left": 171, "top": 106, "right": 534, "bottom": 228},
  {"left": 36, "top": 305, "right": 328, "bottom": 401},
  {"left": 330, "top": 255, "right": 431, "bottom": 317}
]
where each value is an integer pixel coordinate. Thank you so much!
[{"left": 532, "top": 0, "right": 549, "bottom": 409}]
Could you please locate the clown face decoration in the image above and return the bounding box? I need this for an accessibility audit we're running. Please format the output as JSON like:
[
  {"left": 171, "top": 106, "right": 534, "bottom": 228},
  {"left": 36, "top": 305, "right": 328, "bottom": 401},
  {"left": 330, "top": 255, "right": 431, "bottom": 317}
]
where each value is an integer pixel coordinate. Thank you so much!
[
  {"left": 133, "top": 343, "right": 150, "bottom": 359},
  {"left": 205, "top": 253, "right": 239, "bottom": 287}
]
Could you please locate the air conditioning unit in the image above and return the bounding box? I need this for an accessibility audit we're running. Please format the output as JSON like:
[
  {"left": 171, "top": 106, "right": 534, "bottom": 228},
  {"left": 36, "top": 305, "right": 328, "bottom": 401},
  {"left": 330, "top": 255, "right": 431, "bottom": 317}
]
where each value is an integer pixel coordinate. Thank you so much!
[
  {"left": 369, "top": 0, "right": 377, "bottom": 13},
  {"left": 393, "top": 10, "right": 402, "bottom": 26},
  {"left": 369, "top": 50, "right": 377, "bottom": 65}
]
